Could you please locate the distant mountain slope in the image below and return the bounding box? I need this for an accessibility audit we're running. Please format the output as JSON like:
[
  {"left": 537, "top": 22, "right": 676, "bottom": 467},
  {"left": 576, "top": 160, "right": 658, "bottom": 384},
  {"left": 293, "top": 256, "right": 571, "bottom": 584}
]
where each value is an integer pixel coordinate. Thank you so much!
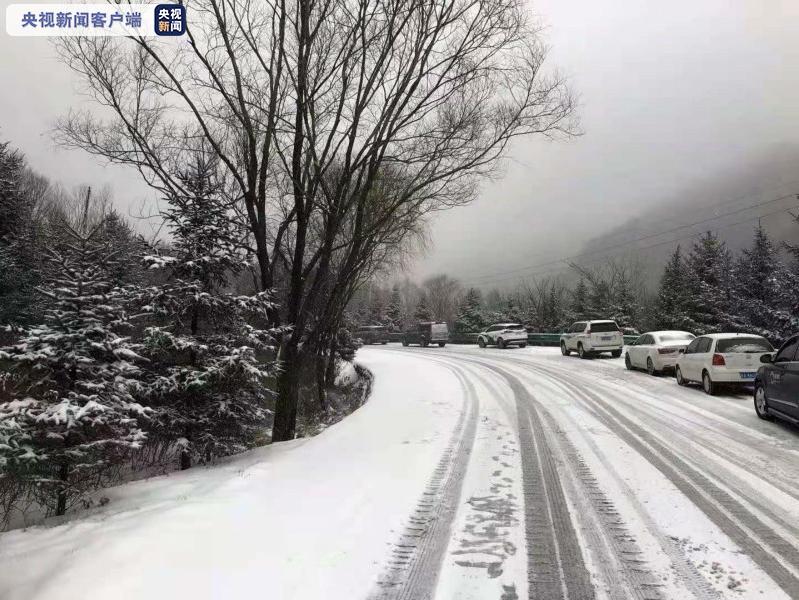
[{"left": 578, "top": 145, "right": 799, "bottom": 285}]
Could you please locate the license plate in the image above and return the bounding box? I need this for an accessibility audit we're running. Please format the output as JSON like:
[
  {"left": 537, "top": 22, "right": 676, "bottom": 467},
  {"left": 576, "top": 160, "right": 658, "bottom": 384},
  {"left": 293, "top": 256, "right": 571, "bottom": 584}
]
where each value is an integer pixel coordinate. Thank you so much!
[
  {"left": 601, "top": 336, "right": 612, "bottom": 341},
  {"left": 739, "top": 372, "right": 756, "bottom": 380}
]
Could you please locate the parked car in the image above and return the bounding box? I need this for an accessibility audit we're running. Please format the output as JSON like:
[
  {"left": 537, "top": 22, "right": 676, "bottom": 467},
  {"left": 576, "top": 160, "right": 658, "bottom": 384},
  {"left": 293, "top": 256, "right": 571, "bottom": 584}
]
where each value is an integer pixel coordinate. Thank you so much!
[
  {"left": 477, "top": 323, "right": 528, "bottom": 349},
  {"left": 754, "top": 333, "right": 799, "bottom": 423},
  {"left": 625, "top": 330, "right": 695, "bottom": 375},
  {"left": 560, "top": 320, "right": 624, "bottom": 359},
  {"left": 355, "top": 325, "right": 390, "bottom": 345},
  {"left": 402, "top": 321, "right": 449, "bottom": 347},
  {"left": 675, "top": 333, "right": 774, "bottom": 395}
]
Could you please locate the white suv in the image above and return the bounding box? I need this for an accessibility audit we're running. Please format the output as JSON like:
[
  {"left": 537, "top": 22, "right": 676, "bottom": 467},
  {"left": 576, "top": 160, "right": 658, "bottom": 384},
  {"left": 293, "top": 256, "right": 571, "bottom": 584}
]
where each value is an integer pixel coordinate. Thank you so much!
[
  {"left": 478, "top": 323, "right": 528, "bottom": 349},
  {"left": 561, "top": 320, "right": 624, "bottom": 359}
]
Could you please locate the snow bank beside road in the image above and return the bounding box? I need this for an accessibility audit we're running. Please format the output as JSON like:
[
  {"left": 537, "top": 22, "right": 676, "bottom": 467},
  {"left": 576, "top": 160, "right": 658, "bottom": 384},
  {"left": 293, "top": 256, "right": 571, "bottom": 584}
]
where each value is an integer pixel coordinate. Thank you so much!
[{"left": 0, "top": 350, "right": 464, "bottom": 600}]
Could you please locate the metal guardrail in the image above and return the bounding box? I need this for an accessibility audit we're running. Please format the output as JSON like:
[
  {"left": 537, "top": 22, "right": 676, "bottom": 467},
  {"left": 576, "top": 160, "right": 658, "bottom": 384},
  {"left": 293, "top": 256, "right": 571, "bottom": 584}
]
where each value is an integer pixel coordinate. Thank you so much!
[{"left": 383, "top": 331, "right": 639, "bottom": 347}]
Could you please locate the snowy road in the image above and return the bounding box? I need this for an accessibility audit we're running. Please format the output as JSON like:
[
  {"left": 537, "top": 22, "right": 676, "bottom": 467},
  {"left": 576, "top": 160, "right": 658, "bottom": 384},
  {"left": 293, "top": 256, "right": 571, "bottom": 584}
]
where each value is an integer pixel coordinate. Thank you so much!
[
  {"left": 3, "top": 345, "right": 799, "bottom": 600},
  {"left": 371, "top": 345, "right": 799, "bottom": 600}
]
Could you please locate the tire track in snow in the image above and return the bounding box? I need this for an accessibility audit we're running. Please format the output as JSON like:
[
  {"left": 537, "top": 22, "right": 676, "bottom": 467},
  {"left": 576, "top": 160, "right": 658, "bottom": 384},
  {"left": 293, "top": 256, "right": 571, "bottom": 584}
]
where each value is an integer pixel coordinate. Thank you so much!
[
  {"left": 495, "top": 360, "right": 723, "bottom": 600},
  {"left": 371, "top": 361, "right": 479, "bottom": 600},
  {"left": 478, "top": 351, "right": 799, "bottom": 538},
  {"left": 533, "top": 364, "right": 799, "bottom": 595},
  {"left": 476, "top": 360, "right": 671, "bottom": 600},
  {"left": 485, "top": 366, "right": 595, "bottom": 600}
]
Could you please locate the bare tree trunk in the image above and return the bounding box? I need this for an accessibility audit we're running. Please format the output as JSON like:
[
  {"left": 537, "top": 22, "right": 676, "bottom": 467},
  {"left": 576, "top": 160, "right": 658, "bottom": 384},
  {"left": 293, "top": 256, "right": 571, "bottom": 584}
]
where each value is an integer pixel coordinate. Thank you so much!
[
  {"left": 316, "top": 346, "right": 328, "bottom": 412},
  {"left": 55, "top": 462, "right": 69, "bottom": 516},
  {"left": 273, "top": 340, "right": 300, "bottom": 442}
]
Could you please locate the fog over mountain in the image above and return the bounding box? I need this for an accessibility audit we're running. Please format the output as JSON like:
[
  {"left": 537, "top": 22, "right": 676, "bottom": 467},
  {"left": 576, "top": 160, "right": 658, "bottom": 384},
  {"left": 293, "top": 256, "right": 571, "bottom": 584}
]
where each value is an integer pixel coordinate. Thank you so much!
[
  {"left": 409, "top": 0, "right": 799, "bottom": 290},
  {"left": 1, "top": 1, "right": 797, "bottom": 283}
]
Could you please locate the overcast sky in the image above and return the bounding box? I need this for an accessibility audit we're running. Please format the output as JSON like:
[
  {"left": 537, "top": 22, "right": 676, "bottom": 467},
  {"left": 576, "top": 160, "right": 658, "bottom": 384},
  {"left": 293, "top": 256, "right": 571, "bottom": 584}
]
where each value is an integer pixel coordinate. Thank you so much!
[{"left": 2, "top": 1, "right": 798, "bottom": 283}]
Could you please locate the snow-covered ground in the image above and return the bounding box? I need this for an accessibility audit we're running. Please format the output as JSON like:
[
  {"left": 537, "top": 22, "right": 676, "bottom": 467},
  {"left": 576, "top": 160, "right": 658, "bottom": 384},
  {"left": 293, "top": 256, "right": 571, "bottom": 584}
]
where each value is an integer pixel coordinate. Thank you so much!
[
  {"left": 3, "top": 345, "right": 799, "bottom": 600},
  {"left": 0, "top": 351, "right": 466, "bottom": 600}
]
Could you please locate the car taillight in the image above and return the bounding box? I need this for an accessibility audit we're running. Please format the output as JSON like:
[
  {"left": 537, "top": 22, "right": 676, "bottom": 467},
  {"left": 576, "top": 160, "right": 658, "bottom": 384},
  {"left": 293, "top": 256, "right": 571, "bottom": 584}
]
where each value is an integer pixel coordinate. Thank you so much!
[
  {"left": 712, "top": 353, "right": 726, "bottom": 366},
  {"left": 658, "top": 348, "right": 676, "bottom": 354}
]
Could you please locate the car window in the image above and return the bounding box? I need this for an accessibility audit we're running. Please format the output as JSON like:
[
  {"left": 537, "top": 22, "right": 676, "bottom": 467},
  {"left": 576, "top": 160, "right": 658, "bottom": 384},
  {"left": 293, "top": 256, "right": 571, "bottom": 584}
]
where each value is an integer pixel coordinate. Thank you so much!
[
  {"left": 573, "top": 322, "right": 586, "bottom": 333},
  {"left": 590, "top": 322, "right": 619, "bottom": 333},
  {"left": 716, "top": 337, "right": 773, "bottom": 353},
  {"left": 684, "top": 338, "right": 700, "bottom": 354},
  {"left": 640, "top": 334, "right": 653, "bottom": 345},
  {"left": 657, "top": 332, "right": 694, "bottom": 343},
  {"left": 696, "top": 338, "right": 713, "bottom": 353},
  {"left": 775, "top": 337, "right": 799, "bottom": 363}
]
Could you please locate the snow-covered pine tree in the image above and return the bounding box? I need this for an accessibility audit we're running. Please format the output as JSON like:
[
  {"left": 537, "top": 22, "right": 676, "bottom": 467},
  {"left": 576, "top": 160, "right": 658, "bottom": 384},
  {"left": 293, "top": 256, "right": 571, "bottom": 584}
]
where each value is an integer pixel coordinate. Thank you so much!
[
  {"left": 0, "top": 218, "right": 147, "bottom": 516},
  {"left": 729, "top": 225, "right": 795, "bottom": 343},
  {"left": 544, "top": 285, "right": 566, "bottom": 331},
  {"left": 783, "top": 211, "right": 799, "bottom": 321},
  {"left": 98, "top": 210, "right": 149, "bottom": 288},
  {"left": 137, "top": 156, "right": 280, "bottom": 468},
  {"left": 654, "top": 246, "right": 693, "bottom": 330},
  {"left": 684, "top": 232, "right": 732, "bottom": 334},
  {"left": 570, "top": 278, "right": 589, "bottom": 321},
  {"left": 414, "top": 293, "right": 433, "bottom": 321},
  {"left": 385, "top": 286, "right": 403, "bottom": 332},
  {"left": 608, "top": 271, "right": 640, "bottom": 329},
  {"left": 504, "top": 296, "right": 523, "bottom": 324},
  {"left": 587, "top": 280, "right": 611, "bottom": 320},
  {"left": 0, "top": 141, "right": 41, "bottom": 325},
  {"left": 454, "top": 288, "right": 485, "bottom": 333}
]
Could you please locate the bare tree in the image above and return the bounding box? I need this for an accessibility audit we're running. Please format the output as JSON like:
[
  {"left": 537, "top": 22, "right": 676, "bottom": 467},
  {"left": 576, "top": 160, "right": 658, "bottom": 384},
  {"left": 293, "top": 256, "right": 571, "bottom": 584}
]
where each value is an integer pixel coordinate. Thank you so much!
[
  {"left": 55, "top": 0, "right": 577, "bottom": 440},
  {"left": 422, "top": 274, "right": 462, "bottom": 324}
]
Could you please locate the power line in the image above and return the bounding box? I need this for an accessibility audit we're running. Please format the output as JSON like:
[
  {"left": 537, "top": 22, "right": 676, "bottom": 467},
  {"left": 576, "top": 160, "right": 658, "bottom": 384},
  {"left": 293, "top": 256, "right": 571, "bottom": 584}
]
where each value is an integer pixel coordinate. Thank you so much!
[
  {"left": 576, "top": 178, "right": 799, "bottom": 250},
  {"left": 461, "top": 191, "right": 798, "bottom": 286},
  {"left": 462, "top": 200, "right": 799, "bottom": 288}
]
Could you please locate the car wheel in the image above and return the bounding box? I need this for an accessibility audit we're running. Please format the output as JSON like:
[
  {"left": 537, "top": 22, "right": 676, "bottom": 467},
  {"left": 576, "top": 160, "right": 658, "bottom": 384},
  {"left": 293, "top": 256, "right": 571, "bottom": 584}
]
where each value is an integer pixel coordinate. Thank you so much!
[
  {"left": 519, "top": 343, "right": 527, "bottom": 348},
  {"left": 578, "top": 343, "right": 589, "bottom": 359},
  {"left": 478, "top": 337, "right": 486, "bottom": 348},
  {"left": 561, "top": 342, "right": 570, "bottom": 356},
  {"left": 646, "top": 357, "right": 657, "bottom": 376},
  {"left": 438, "top": 342, "right": 445, "bottom": 347},
  {"left": 625, "top": 353, "right": 633, "bottom": 370},
  {"left": 381, "top": 341, "right": 388, "bottom": 345},
  {"left": 402, "top": 340, "right": 408, "bottom": 347},
  {"left": 754, "top": 385, "right": 773, "bottom": 420},
  {"left": 421, "top": 340, "right": 429, "bottom": 348},
  {"left": 498, "top": 338, "right": 506, "bottom": 349},
  {"left": 702, "top": 371, "right": 717, "bottom": 396},
  {"left": 611, "top": 349, "right": 622, "bottom": 358},
  {"left": 675, "top": 366, "right": 687, "bottom": 386}
]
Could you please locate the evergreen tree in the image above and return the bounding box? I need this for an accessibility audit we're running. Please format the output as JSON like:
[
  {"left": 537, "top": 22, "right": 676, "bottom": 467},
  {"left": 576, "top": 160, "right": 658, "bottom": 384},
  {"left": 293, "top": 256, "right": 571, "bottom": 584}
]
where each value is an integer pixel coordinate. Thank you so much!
[
  {"left": 137, "top": 157, "right": 280, "bottom": 468},
  {"left": 654, "top": 246, "right": 692, "bottom": 329},
  {"left": 570, "top": 278, "right": 589, "bottom": 320},
  {"left": 504, "top": 297, "right": 522, "bottom": 323},
  {"left": 367, "top": 292, "right": 386, "bottom": 325},
  {"left": 730, "top": 226, "right": 795, "bottom": 343},
  {"left": 413, "top": 293, "right": 433, "bottom": 321},
  {"left": 684, "top": 232, "right": 732, "bottom": 334},
  {"left": 0, "top": 218, "right": 147, "bottom": 515},
  {"left": 385, "top": 286, "right": 403, "bottom": 331},
  {"left": 609, "top": 271, "right": 640, "bottom": 328},
  {"left": 98, "top": 210, "right": 149, "bottom": 287},
  {"left": 454, "top": 288, "right": 484, "bottom": 332},
  {"left": 0, "top": 142, "right": 41, "bottom": 325},
  {"left": 587, "top": 280, "right": 611, "bottom": 319},
  {"left": 782, "top": 212, "right": 799, "bottom": 321}
]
